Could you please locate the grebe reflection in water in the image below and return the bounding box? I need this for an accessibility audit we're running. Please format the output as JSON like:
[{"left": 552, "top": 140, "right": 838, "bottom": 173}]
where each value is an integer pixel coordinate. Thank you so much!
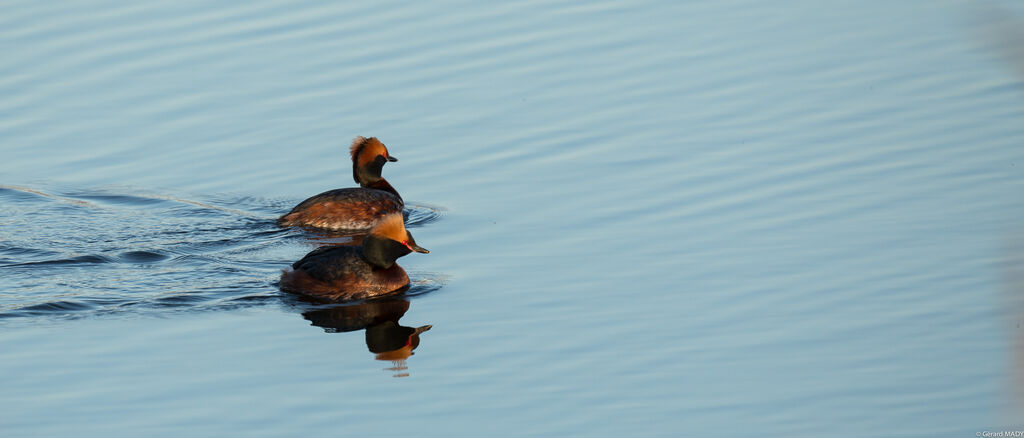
[{"left": 300, "top": 298, "right": 431, "bottom": 377}]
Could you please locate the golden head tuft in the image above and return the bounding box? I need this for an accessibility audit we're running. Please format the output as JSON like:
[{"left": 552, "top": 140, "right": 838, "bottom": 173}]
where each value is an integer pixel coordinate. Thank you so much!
[
  {"left": 350, "top": 136, "right": 388, "bottom": 165},
  {"left": 368, "top": 213, "right": 407, "bottom": 242}
]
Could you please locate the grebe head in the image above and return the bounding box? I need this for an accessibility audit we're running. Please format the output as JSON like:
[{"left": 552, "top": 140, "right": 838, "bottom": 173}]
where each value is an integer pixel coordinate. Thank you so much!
[
  {"left": 362, "top": 213, "right": 429, "bottom": 268},
  {"left": 350, "top": 136, "right": 398, "bottom": 186}
]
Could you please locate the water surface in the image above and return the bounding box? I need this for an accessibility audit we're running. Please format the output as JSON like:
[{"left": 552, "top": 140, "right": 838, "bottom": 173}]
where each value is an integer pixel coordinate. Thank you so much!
[{"left": 2, "top": 0, "right": 1024, "bottom": 436}]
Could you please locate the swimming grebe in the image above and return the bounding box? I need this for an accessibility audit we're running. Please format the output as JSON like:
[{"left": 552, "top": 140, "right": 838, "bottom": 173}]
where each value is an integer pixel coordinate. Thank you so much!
[
  {"left": 278, "top": 136, "right": 403, "bottom": 231},
  {"left": 280, "top": 213, "right": 429, "bottom": 301}
]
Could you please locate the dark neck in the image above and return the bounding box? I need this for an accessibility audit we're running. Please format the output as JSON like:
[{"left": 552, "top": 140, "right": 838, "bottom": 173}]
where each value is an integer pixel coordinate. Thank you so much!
[
  {"left": 364, "top": 179, "right": 403, "bottom": 201},
  {"left": 361, "top": 234, "right": 411, "bottom": 269},
  {"left": 353, "top": 156, "right": 387, "bottom": 186}
]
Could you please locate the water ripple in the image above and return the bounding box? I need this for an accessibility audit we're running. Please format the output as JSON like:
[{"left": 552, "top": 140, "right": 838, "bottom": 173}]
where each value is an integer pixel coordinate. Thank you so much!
[
  {"left": 405, "top": 203, "right": 446, "bottom": 228},
  {"left": 0, "top": 184, "right": 446, "bottom": 320}
]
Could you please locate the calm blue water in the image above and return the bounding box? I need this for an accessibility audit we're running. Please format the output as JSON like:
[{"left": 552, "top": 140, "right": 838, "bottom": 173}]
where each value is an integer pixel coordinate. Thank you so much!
[{"left": 2, "top": 0, "right": 1024, "bottom": 436}]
